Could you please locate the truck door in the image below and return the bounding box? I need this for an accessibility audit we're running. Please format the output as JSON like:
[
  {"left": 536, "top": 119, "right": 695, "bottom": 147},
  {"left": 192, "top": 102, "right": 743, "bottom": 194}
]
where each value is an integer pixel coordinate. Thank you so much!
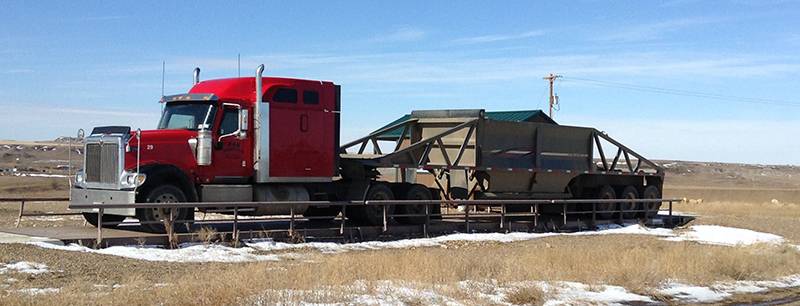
[{"left": 211, "top": 103, "right": 249, "bottom": 181}]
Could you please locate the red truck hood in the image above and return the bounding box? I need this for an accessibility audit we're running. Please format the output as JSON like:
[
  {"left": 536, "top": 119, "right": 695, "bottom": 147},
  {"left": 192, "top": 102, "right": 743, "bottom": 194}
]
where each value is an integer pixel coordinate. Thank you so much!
[{"left": 123, "top": 129, "right": 199, "bottom": 171}]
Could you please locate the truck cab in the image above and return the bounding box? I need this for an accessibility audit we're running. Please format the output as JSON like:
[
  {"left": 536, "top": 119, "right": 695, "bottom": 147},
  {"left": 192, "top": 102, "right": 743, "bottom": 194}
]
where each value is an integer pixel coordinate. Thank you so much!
[{"left": 71, "top": 67, "right": 340, "bottom": 231}]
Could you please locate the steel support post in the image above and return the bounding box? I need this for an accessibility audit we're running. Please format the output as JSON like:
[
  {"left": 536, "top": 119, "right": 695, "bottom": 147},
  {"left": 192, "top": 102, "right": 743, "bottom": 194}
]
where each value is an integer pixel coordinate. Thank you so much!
[
  {"left": 96, "top": 208, "right": 103, "bottom": 248},
  {"left": 233, "top": 207, "right": 239, "bottom": 243},
  {"left": 340, "top": 204, "right": 346, "bottom": 235},
  {"left": 15, "top": 201, "right": 25, "bottom": 228},
  {"left": 500, "top": 204, "right": 506, "bottom": 231},
  {"left": 423, "top": 204, "right": 430, "bottom": 238},
  {"left": 382, "top": 204, "right": 388, "bottom": 232},
  {"left": 465, "top": 204, "right": 470, "bottom": 233},
  {"left": 289, "top": 205, "right": 295, "bottom": 236}
]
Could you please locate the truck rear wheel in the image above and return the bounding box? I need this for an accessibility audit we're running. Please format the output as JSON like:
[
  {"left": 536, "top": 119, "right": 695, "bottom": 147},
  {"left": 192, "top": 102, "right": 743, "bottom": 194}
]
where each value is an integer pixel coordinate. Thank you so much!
[
  {"left": 642, "top": 185, "right": 662, "bottom": 217},
  {"left": 618, "top": 185, "right": 639, "bottom": 219},
  {"left": 137, "top": 185, "right": 194, "bottom": 233},
  {"left": 595, "top": 185, "right": 616, "bottom": 219},
  {"left": 349, "top": 183, "right": 395, "bottom": 226},
  {"left": 82, "top": 213, "right": 126, "bottom": 228},
  {"left": 396, "top": 184, "right": 432, "bottom": 225}
]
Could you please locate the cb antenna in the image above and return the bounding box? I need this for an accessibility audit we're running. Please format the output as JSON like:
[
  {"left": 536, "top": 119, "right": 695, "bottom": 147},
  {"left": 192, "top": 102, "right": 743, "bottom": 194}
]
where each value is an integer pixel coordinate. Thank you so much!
[
  {"left": 161, "top": 61, "right": 166, "bottom": 98},
  {"left": 543, "top": 73, "right": 562, "bottom": 118},
  {"left": 237, "top": 53, "right": 241, "bottom": 77}
]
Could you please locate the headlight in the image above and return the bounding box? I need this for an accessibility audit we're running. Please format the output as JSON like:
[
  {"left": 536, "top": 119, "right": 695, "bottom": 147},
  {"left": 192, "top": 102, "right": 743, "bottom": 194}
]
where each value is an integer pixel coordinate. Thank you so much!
[
  {"left": 122, "top": 172, "right": 146, "bottom": 188},
  {"left": 75, "top": 171, "right": 85, "bottom": 185}
]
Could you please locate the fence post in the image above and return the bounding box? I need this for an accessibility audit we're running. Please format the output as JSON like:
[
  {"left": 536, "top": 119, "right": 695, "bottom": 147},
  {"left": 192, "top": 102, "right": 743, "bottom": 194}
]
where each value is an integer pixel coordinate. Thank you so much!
[
  {"left": 423, "top": 203, "right": 430, "bottom": 238},
  {"left": 96, "top": 208, "right": 103, "bottom": 248},
  {"left": 233, "top": 206, "right": 239, "bottom": 246},
  {"left": 668, "top": 200, "right": 673, "bottom": 227},
  {"left": 289, "top": 204, "right": 295, "bottom": 237},
  {"left": 340, "top": 204, "right": 346, "bottom": 235},
  {"left": 500, "top": 203, "right": 505, "bottom": 231},
  {"left": 15, "top": 201, "right": 25, "bottom": 228},
  {"left": 465, "top": 204, "right": 470, "bottom": 233},
  {"left": 382, "top": 203, "right": 388, "bottom": 232}
]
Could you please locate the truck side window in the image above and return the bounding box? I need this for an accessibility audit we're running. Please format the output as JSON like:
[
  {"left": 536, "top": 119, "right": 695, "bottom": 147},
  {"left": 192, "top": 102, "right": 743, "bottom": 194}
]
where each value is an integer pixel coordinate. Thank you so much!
[
  {"left": 219, "top": 108, "right": 239, "bottom": 135},
  {"left": 303, "top": 90, "right": 319, "bottom": 105},
  {"left": 273, "top": 88, "right": 297, "bottom": 103}
]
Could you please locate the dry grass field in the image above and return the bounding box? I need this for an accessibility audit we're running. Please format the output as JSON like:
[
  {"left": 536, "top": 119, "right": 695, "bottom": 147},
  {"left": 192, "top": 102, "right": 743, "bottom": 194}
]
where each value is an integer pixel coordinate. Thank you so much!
[{"left": 0, "top": 144, "right": 798, "bottom": 305}]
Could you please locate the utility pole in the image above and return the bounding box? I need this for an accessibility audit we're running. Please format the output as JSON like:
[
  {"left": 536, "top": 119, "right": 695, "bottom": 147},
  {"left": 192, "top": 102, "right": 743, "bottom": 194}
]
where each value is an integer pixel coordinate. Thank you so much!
[{"left": 543, "top": 73, "right": 562, "bottom": 118}]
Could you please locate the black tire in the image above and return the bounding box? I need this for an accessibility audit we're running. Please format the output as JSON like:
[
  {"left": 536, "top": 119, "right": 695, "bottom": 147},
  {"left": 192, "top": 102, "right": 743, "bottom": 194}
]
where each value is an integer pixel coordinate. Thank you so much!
[
  {"left": 136, "top": 185, "right": 194, "bottom": 233},
  {"left": 618, "top": 185, "right": 639, "bottom": 219},
  {"left": 349, "top": 183, "right": 395, "bottom": 226},
  {"left": 303, "top": 206, "right": 341, "bottom": 223},
  {"left": 595, "top": 185, "right": 617, "bottom": 219},
  {"left": 642, "top": 185, "right": 662, "bottom": 217},
  {"left": 82, "top": 212, "right": 126, "bottom": 228},
  {"left": 396, "top": 184, "right": 432, "bottom": 225}
]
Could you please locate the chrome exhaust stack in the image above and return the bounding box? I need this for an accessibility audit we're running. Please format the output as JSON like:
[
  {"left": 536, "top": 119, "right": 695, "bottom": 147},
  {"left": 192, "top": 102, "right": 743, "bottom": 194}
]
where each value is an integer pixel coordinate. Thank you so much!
[
  {"left": 193, "top": 67, "right": 201, "bottom": 85},
  {"left": 254, "top": 64, "right": 265, "bottom": 179}
]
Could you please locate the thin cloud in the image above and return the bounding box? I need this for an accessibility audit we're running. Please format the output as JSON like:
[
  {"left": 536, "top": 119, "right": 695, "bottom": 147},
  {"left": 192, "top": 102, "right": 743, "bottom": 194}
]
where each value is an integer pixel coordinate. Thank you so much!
[
  {"left": 75, "top": 15, "right": 128, "bottom": 22},
  {"left": 594, "top": 17, "right": 723, "bottom": 42},
  {"left": 48, "top": 107, "right": 153, "bottom": 118},
  {"left": 371, "top": 27, "right": 426, "bottom": 42},
  {"left": 451, "top": 30, "right": 545, "bottom": 45}
]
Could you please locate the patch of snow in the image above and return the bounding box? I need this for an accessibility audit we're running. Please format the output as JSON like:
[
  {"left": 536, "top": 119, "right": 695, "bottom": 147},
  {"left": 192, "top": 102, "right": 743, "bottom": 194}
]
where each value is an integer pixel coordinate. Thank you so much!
[
  {"left": 0, "top": 261, "right": 49, "bottom": 274},
  {"left": 543, "top": 281, "right": 654, "bottom": 305},
  {"left": 660, "top": 282, "right": 731, "bottom": 303},
  {"left": 664, "top": 225, "right": 784, "bottom": 246},
  {"left": 29, "top": 224, "right": 788, "bottom": 263},
  {"left": 14, "top": 173, "right": 69, "bottom": 178},
  {"left": 15, "top": 287, "right": 60, "bottom": 295},
  {"left": 660, "top": 274, "right": 800, "bottom": 303},
  {"left": 30, "top": 242, "right": 281, "bottom": 263}
]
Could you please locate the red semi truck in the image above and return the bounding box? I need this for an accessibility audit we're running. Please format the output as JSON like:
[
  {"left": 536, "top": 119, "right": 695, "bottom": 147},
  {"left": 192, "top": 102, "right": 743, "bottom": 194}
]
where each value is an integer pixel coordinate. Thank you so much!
[{"left": 70, "top": 65, "right": 664, "bottom": 232}]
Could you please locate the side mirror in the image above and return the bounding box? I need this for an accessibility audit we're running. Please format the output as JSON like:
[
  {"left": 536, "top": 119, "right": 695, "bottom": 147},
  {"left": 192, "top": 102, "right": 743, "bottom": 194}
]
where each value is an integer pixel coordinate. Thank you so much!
[{"left": 77, "top": 129, "right": 85, "bottom": 141}]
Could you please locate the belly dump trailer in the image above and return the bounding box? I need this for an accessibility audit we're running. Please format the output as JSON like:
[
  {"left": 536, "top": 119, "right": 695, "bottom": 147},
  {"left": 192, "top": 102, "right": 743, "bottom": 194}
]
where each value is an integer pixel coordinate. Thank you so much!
[{"left": 69, "top": 65, "right": 664, "bottom": 233}]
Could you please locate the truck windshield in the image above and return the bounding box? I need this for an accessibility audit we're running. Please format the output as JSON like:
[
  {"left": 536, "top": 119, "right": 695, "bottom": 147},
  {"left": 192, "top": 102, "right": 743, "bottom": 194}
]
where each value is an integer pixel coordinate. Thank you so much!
[{"left": 157, "top": 102, "right": 217, "bottom": 130}]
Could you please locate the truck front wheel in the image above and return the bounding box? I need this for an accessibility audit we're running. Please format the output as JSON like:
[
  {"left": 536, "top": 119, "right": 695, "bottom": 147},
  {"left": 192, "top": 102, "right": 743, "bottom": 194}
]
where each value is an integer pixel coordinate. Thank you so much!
[{"left": 136, "top": 185, "right": 194, "bottom": 233}]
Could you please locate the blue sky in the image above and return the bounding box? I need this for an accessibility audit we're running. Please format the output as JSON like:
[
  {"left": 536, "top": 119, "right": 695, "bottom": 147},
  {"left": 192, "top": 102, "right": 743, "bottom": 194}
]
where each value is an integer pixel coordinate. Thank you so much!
[{"left": 0, "top": 1, "right": 798, "bottom": 164}]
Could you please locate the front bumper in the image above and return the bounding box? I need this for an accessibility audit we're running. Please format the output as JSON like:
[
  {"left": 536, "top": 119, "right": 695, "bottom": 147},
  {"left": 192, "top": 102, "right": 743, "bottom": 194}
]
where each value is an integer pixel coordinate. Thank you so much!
[{"left": 69, "top": 188, "right": 137, "bottom": 216}]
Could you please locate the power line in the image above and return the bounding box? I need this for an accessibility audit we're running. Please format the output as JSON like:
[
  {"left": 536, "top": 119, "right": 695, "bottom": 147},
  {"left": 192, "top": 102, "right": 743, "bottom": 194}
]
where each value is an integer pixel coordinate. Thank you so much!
[{"left": 561, "top": 76, "right": 800, "bottom": 107}]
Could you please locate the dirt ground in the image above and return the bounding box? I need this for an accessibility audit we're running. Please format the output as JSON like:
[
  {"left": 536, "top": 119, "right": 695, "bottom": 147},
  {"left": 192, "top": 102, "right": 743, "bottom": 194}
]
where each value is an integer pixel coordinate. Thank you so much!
[{"left": 0, "top": 151, "right": 798, "bottom": 304}]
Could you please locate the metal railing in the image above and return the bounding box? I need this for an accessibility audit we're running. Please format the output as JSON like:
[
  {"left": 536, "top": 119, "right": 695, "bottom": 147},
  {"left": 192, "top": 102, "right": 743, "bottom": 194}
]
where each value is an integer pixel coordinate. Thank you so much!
[
  {"left": 69, "top": 198, "right": 683, "bottom": 247},
  {"left": 0, "top": 197, "right": 74, "bottom": 228}
]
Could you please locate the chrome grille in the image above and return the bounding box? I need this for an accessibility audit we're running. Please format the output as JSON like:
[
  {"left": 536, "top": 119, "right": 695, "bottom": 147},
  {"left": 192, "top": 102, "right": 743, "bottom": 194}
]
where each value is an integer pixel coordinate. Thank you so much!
[{"left": 85, "top": 142, "right": 120, "bottom": 185}]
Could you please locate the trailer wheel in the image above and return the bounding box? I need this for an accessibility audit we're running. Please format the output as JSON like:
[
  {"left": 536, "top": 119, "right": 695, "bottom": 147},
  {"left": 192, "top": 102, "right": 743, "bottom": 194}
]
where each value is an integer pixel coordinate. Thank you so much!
[
  {"left": 396, "top": 184, "right": 432, "bottom": 225},
  {"left": 618, "top": 186, "right": 639, "bottom": 219},
  {"left": 82, "top": 213, "right": 126, "bottom": 228},
  {"left": 642, "top": 185, "right": 662, "bottom": 217},
  {"left": 136, "top": 185, "right": 194, "bottom": 233},
  {"left": 595, "top": 185, "right": 617, "bottom": 219},
  {"left": 350, "top": 183, "right": 395, "bottom": 226}
]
